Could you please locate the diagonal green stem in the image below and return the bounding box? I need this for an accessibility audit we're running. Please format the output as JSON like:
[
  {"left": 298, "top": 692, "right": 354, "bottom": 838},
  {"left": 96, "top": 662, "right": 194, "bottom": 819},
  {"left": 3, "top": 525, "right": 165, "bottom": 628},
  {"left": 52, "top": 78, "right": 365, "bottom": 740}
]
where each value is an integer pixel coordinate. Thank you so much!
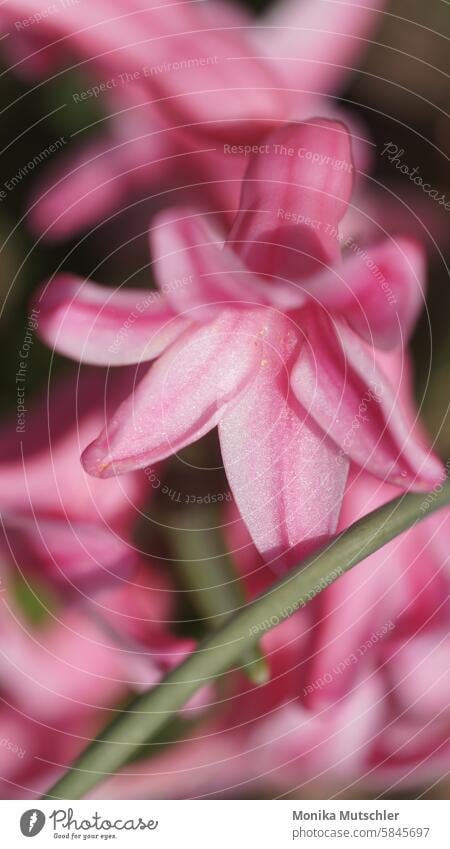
[{"left": 44, "top": 479, "right": 450, "bottom": 800}]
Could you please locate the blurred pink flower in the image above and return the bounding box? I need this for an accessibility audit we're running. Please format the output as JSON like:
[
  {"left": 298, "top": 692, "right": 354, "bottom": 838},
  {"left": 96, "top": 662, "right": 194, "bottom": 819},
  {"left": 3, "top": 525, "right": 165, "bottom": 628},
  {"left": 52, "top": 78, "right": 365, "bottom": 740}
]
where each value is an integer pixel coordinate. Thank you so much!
[
  {"left": 0, "top": 366, "right": 147, "bottom": 593},
  {"left": 0, "top": 0, "right": 385, "bottom": 239},
  {"left": 36, "top": 120, "right": 442, "bottom": 565},
  {"left": 223, "top": 470, "right": 450, "bottom": 795},
  {"left": 0, "top": 558, "right": 209, "bottom": 799},
  {"left": 92, "top": 410, "right": 449, "bottom": 799},
  {"left": 1, "top": 0, "right": 282, "bottom": 128},
  {"left": 215, "top": 355, "right": 449, "bottom": 793}
]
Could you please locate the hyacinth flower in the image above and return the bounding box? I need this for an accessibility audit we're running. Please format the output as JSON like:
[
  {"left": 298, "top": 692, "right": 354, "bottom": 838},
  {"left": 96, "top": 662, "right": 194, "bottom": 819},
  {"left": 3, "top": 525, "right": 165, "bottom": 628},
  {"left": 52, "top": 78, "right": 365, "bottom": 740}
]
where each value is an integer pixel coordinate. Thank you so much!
[
  {"left": 0, "top": 557, "right": 210, "bottom": 799},
  {"left": 0, "top": 0, "right": 385, "bottom": 119},
  {"left": 295, "top": 352, "right": 448, "bottom": 712},
  {"left": 91, "top": 432, "right": 449, "bottom": 800},
  {"left": 0, "top": 0, "right": 385, "bottom": 239},
  {"left": 36, "top": 119, "right": 442, "bottom": 567},
  {"left": 0, "top": 366, "right": 148, "bottom": 593},
  {"left": 0, "top": 0, "right": 282, "bottom": 130},
  {"left": 0, "top": 0, "right": 282, "bottom": 239},
  {"left": 210, "top": 355, "right": 449, "bottom": 792},
  {"left": 219, "top": 465, "right": 450, "bottom": 794}
]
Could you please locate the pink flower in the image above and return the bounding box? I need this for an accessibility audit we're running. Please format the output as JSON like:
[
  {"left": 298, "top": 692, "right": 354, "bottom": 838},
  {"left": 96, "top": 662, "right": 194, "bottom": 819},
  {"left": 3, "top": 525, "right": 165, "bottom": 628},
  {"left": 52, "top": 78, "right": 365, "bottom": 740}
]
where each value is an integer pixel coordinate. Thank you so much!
[
  {"left": 255, "top": 0, "right": 386, "bottom": 108},
  {"left": 216, "top": 355, "right": 449, "bottom": 792},
  {"left": 36, "top": 120, "right": 442, "bottom": 567},
  {"left": 152, "top": 120, "right": 426, "bottom": 346},
  {"left": 0, "top": 556, "right": 209, "bottom": 798},
  {"left": 92, "top": 421, "right": 449, "bottom": 800},
  {"left": 1, "top": 0, "right": 281, "bottom": 128},
  {"left": 228, "top": 466, "right": 450, "bottom": 793},
  {"left": 0, "top": 0, "right": 386, "bottom": 239},
  {"left": 0, "top": 366, "right": 147, "bottom": 593}
]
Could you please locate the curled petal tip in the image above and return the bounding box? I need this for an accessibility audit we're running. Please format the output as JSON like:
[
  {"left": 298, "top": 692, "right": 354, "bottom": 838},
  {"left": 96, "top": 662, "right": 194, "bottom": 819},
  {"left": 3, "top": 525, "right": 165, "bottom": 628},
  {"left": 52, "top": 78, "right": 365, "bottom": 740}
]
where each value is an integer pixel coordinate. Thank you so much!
[
  {"left": 81, "top": 442, "right": 114, "bottom": 479},
  {"left": 401, "top": 458, "right": 447, "bottom": 492}
]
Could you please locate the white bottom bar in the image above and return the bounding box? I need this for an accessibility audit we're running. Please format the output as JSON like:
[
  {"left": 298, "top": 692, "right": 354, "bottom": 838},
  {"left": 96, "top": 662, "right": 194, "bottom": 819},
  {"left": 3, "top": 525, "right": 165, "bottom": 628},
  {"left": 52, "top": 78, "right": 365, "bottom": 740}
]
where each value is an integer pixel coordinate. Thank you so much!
[{"left": 2, "top": 799, "right": 446, "bottom": 848}]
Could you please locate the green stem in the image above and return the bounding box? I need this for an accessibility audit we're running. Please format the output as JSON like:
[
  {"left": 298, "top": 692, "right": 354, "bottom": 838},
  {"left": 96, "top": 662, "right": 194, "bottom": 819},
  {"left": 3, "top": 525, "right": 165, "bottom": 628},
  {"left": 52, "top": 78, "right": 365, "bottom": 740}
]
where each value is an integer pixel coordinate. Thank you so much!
[
  {"left": 170, "top": 506, "right": 268, "bottom": 683},
  {"left": 44, "top": 479, "right": 450, "bottom": 800}
]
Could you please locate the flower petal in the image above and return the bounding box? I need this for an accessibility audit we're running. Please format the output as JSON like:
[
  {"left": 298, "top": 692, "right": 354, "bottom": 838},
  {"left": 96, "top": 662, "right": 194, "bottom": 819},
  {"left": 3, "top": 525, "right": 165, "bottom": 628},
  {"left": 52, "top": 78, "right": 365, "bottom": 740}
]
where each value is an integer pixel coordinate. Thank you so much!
[
  {"left": 0, "top": 366, "right": 144, "bottom": 519},
  {"left": 299, "top": 471, "right": 401, "bottom": 710},
  {"left": 28, "top": 87, "right": 171, "bottom": 240},
  {"left": 290, "top": 309, "right": 443, "bottom": 487},
  {"left": 4, "top": 0, "right": 284, "bottom": 135},
  {"left": 302, "top": 467, "right": 448, "bottom": 712},
  {"left": 27, "top": 138, "right": 131, "bottom": 242},
  {"left": 383, "top": 633, "right": 450, "bottom": 720},
  {"left": 305, "top": 237, "right": 426, "bottom": 349},
  {"left": 2, "top": 514, "right": 138, "bottom": 594},
  {"left": 35, "top": 275, "right": 188, "bottom": 366},
  {"left": 82, "top": 310, "right": 263, "bottom": 477},
  {"left": 257, "top": 0, "right": 386, "bottom": 100},
  {"left": 144, "top": 0, "right": 285, "bottom": 136},
  {"left": 151, "top": 208, "right": 307, "bottom": 321},
  {"left": 300, "top": 557, "right": 390, "bottom": 710},
  {"left": 0, "top": 367, "right": 146, "bottom": 590},
  {"left": 219, "top": 312, "right": 349, "bottom": 564},
  {"left": 228, "top": 119, "right": 354, "bottom": 280}
]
